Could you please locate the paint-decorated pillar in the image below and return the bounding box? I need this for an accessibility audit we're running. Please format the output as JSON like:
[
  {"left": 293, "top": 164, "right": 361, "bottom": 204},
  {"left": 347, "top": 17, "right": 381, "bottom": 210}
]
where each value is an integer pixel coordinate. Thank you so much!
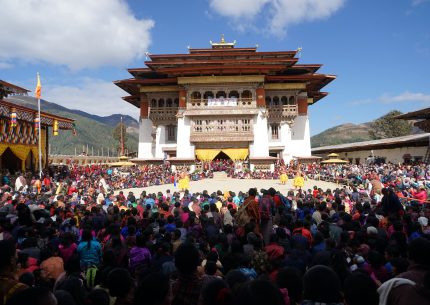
[
  {"left": 179, "top": 89, "right": 186, "bottom": 108},
  {"left": 297, "top": 95, "right": 308, "bottom": 116},
  {"left": 256, "top": 87, "right": 265, "bottom": 107}
]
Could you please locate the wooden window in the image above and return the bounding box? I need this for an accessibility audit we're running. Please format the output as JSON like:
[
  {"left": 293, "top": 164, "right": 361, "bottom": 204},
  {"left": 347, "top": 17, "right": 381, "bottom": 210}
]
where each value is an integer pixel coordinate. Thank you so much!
[
  {"left": 281, "top": 96, "right": 288, "bottom": 105},
  {"left": 271, "top": 123, "right": 279, "bottom": 140},
  {"left": 167, "top": 125, "right": 176, "bottom": 141},
  {"left": 289, "top": 96, "right": 296, "bottom": 105}
]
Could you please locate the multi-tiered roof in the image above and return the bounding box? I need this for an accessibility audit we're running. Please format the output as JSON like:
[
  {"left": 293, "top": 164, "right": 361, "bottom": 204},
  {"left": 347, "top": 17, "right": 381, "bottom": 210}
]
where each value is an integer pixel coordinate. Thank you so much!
[{"left": 115, "top": 36, "right": 335, "bottom": 107}]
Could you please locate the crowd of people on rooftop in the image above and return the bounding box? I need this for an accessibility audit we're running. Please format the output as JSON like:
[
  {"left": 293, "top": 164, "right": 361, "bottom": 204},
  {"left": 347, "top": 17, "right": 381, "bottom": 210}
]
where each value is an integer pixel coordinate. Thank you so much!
[{"left": 0, "top": 159, "right": 429, "bottom": 305}]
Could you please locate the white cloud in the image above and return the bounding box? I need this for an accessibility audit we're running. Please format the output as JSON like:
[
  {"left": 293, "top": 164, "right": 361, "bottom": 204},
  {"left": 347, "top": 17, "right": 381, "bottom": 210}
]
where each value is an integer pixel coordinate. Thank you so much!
[
  {"left": 209, "top": 0, "right": 345, "bottom": 36},
  {"left": 380, "top": 92, "right": 430, "bottom": 104},
  {"left": 0, "top": 0, "right": 154, "bottom": 70},
  {"left": 44, "top": 78, "right": 138, "bottom": 118},
  {"left": 0, "top": 62, "right": 13, "bottom": 69},
  {"left": 209, "top": 0, "right": 270, "bottom": 19},
  {"left": 412, "top": 0, "right": 428, "bottom": 6},
  {"left": 347, "top": 98, "right": 373, "bottom": 106},
  {"left": 348, "top": 92, "right": 430, "bottom": 106}
]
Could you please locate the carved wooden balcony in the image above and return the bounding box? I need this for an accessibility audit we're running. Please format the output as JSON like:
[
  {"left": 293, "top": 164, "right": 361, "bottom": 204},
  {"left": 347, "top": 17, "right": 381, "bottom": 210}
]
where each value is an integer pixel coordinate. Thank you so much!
[
  {"left": 188, "top": 98, "right": 256, "bottom": 109},
  {"left": 149, "top": 107, "right": 178, "bottom": 124},
  {"left": 267, "top": 104, "right": 298, "bottom": 123},
  {"left": 190, "top": 118, "right": 254, "bottom": 142}
]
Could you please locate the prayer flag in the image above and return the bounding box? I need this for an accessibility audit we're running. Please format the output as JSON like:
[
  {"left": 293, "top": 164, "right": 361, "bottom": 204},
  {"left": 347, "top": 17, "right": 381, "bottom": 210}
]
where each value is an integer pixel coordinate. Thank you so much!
[
  {"left": 35, "top": 73, "right": 42, "bottom": 99},
  {"left": 53, "top": 119, "right": 59, "bottom": 136}
]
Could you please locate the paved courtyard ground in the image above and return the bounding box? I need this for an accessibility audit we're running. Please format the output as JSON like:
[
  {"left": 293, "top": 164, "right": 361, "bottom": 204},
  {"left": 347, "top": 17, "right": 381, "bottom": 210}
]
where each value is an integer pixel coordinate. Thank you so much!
[{"left": 116, "top": 173, "right": 342, "bottom": 196}]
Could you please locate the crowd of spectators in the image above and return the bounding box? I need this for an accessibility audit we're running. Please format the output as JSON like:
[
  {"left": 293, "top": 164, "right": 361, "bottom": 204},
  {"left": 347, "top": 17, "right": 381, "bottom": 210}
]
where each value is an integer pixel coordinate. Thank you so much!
[{"left": 0, "top": 161, "right": 430, "bottom": 305}]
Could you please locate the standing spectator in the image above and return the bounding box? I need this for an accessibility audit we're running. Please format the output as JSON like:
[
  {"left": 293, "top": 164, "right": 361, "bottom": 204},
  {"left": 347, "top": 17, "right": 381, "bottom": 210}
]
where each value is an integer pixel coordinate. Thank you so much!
[{"left": 77, "top": 229, "right": 102, "bottom": 269}]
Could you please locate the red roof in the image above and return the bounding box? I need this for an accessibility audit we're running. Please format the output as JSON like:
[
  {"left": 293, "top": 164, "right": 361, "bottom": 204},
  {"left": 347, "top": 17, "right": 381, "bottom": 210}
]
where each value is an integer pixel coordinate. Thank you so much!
[
  {"left": 115, "top": 43, "right": 335, "bottom": 106},
  {"left": 0, "top": 80, "right": 30, "bottom": 95}
]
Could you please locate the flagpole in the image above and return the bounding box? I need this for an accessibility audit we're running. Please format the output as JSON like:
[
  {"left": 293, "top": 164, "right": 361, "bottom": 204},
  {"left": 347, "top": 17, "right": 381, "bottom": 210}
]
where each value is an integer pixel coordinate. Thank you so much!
[
  {"left": 38, "top": 97, "right": 42, "bottom": 177},
  {"left": 37, "top": 73, "right": 42, "bottom": 177}
]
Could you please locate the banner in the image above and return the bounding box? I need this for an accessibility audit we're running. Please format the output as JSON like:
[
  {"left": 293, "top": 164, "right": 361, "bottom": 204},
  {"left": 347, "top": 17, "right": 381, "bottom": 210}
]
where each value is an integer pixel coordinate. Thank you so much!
[{"left": 208, "top": 97, "right": 237, "bottom": 107}]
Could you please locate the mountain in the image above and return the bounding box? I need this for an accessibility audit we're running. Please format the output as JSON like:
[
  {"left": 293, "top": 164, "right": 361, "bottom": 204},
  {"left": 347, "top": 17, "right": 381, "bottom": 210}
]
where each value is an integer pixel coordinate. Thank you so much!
[
  {"left": 311, "top": 123, "right": 374, "bottom": 148},
  {"left": 6, "top": 96, "right": 139, "bottom": 155},
  {"left": 311, "top": 116, "right": 420, "bottom": 148}
]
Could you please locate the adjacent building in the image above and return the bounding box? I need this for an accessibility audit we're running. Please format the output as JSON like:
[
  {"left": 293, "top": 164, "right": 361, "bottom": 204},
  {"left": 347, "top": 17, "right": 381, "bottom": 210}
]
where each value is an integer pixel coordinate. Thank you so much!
[
  {"left": 312, "top": 133, "right": 430, "bottom": 164},
  {"left": 0, "top": 80, "right": 75, "bottom": 173},
  {"left": 115, "top": 37, "right": 335, "bottom": 169}
]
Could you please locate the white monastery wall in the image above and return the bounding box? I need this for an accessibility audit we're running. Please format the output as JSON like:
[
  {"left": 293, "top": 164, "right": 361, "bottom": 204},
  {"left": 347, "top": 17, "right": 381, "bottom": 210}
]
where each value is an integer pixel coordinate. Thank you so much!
[
  {"left": 288, "top": 115, "right": 311, "bottom": 158},
  {"left": 249, "top": 111, "right": 269, "bottom": 157},
  {"left": 138, "top": 118, "right": 153, "bottom": 159},
  {"left": 176, "top": 116, "right": 195, "bottom": 158}
]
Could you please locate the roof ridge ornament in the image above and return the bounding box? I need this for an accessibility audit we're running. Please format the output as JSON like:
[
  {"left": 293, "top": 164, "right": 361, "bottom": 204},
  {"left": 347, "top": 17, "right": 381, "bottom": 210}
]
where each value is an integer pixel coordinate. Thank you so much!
[
  {"left": 296, "top": 47, "right": 303, "bottom": 58},
  {"left": 210, "top": 34, "right": 236, "bottom": 49}
]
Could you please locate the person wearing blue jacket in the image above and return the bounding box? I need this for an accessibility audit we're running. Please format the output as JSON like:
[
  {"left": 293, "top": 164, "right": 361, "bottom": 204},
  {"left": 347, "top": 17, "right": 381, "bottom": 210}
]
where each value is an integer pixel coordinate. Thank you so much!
[{"left": 77, "top": 229, "right": 102, "bottom": 269}]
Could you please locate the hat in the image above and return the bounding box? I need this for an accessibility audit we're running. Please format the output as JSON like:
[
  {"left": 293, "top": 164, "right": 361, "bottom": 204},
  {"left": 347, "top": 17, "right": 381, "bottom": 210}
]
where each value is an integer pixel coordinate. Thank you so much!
[
  {"left": 367, "top": 226, "right": 378, "bottom": 235},
  {"left": 355, "top": 255, "right": 365, "bottom": 264},
  {"left": 358, "top": 244, "right": 370, "bottom": 256},
  {"left": 246, "top": 232, "right": 259, "bottom": 244},
  {"left": 418, "top": 216, "right": 428, "bottom": 227}
]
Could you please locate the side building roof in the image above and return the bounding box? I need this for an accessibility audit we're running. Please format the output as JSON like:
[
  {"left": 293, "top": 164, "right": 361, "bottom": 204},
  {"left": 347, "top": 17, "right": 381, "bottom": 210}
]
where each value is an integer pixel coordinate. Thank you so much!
[
  {"left": 395, "top": 108, "right": 430, "bottom": 120},
  {"left": 1, "top": 98, "right": 75, "bottom": 129},
  {"left": 312, "top": 133, "right": 430, "bottom": 154}
]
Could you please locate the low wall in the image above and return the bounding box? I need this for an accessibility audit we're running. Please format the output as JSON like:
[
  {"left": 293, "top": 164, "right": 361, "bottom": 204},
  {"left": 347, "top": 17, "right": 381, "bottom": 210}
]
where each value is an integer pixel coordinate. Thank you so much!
[{"left": 49, "top": 155, "right": 118, "bottom": 165}]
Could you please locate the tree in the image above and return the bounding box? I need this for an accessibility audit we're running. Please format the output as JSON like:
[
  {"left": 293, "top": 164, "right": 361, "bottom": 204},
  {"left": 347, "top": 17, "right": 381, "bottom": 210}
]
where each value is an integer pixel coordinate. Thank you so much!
[
  {"left": 369, "top": 110, "right": 412, "bottom": 139},
  {"left": 113, "top": 122, "right": 128, "bottom": 154}
]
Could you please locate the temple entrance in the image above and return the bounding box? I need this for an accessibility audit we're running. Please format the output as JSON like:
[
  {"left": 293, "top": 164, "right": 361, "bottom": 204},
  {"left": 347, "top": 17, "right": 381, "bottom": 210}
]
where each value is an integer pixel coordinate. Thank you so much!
[
  {"left": 213, "top": 151, "right": 231, "bottom": 161},
  {"left": 1, "top": 147, "right": 21, "bottom": 174},
  {"left": 195, "top": 148, "right": 249, "bottom": 161}
]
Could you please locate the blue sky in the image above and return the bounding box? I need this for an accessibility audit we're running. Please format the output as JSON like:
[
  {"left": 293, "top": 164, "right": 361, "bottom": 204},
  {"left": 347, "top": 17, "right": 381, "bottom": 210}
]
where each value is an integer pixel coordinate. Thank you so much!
[{"left": 1, "top": 0, "right": 429, "bottom": 135}]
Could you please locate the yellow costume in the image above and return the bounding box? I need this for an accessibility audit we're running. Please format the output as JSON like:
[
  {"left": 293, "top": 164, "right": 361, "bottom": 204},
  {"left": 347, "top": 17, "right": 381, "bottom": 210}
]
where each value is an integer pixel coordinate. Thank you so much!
[
  {"left": 178, "top": 173, "right": 190, "bottom": 191},
  {"left": 293, "top": 175, "right": 304, "bottom": 189},
  {"left": 280, "top": 173, "right": 288, "bottom": 185}
]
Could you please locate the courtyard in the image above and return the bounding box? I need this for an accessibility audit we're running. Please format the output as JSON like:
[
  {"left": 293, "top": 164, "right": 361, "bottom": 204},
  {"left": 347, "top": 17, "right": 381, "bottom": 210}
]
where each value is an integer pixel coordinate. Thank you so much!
[{"left": 116, "top": 173, "right": 342, "bottom": 196}]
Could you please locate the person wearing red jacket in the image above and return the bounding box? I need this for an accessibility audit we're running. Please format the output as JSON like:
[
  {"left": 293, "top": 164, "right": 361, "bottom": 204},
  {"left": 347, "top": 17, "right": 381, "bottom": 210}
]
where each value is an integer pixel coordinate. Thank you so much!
[{"left": 413, "top": 186, "right": 427, "bottom": 203}]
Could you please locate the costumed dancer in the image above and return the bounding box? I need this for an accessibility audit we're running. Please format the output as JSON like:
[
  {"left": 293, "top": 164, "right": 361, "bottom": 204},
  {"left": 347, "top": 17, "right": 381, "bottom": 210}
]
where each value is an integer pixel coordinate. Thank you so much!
[
  {"left": 280, "top": 170, "right": 288, "bottom": 185},
  {"left": 184, "top": 172, "right": 190, "bottom": 191},
  {"left": 293, "top": 172, "right": 304, "bottom": 190},
  {"left": 178, "top": 172, "right": 190, "bottom": 192}
]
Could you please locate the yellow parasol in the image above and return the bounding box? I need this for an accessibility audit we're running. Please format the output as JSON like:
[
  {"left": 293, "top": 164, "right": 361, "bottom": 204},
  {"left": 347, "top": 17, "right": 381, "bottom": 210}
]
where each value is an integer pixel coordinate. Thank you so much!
[
  {"left": 108, "top": 155, "right": 136, "bottom": 167},
  {"left": 327, "top": 153, "right": 340, "bottom": 158},
  {"left": 321, "top": 158, "right": 349, "bottom": 164},
  {"left": 108, "top": 161, "right": 136, "bottom": 167}
]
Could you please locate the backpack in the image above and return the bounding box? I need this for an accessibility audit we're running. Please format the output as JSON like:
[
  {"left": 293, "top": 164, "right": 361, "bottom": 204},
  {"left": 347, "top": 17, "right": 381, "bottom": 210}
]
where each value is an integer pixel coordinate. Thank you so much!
[
  {"left": 278, "top": 193, "right": 291, "bottom": 209},
  {"left": 0, "top": 278, "right": 26, "bottom": 305},
  {"left": 235, "top": 200, "right": 253, "bottom": 227}
]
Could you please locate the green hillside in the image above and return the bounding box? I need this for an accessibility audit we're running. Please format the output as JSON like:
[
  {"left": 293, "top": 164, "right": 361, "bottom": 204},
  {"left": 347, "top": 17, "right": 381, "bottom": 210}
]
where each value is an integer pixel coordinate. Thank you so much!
[
  {"left": 311, "top": 123, "right": 374, "bottom": 148},
  {"left": 7, "top": 96, "right": 138, "bottom": 155},
  {"left": 311, "top": 110, "right": 417, "bottom": 148}
]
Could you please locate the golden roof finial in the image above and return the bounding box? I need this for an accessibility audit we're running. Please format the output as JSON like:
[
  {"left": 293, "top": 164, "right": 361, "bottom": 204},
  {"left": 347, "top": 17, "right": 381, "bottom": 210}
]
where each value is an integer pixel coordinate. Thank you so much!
[{"left": 210, "top": 35, "right": 236, "bottom": 48}]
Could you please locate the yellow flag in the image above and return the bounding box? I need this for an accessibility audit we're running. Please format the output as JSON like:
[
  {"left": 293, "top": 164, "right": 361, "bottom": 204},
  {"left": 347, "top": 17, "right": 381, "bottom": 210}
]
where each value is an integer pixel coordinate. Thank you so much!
[{"left": 35, "top": 73, "right": 42, "bottom": 99}]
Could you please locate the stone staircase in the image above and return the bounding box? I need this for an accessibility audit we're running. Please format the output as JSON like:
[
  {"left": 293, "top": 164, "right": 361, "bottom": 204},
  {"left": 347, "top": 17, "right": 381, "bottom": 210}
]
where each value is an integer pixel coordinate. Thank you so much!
[{"left": 212, "top": 171, "right": 228, "bottom": 180}]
